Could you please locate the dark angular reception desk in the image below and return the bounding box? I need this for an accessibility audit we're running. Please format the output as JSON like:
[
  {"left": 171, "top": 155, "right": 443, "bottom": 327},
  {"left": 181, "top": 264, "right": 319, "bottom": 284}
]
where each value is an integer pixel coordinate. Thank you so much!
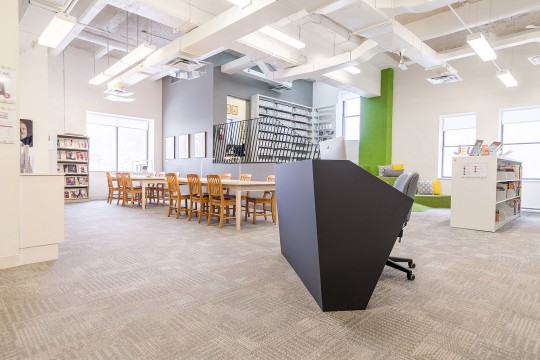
[{"left": 275, "top": 160, "right": 413, "bottom": 311}]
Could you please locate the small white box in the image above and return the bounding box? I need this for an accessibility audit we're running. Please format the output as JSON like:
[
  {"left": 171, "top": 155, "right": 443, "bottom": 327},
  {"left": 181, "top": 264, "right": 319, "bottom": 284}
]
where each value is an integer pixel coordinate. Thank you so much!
[{"left": 496, "top": 191, "right": 506, "bottom": 202}]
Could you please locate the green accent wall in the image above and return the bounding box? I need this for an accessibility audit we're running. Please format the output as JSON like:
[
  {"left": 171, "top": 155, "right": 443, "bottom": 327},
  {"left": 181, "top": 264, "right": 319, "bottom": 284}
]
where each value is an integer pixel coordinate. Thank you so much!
[{"left": 358, "top": 68, "right": 394, "bottom": 175}]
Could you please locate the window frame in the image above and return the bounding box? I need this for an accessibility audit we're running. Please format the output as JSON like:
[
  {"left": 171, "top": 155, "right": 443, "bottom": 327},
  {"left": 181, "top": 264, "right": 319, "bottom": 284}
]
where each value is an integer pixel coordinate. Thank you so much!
[
  {"left": 439, "top": 113, "right": 476, "bottom": 179},
  {"left": 342, "top": 96, "right": 360, "bottom": 141},
  {"left": 500, "top": 105, "right": 540, "bottom": 180},
  {"left": 86, "top": 112, "right": 152, "bottom": 172}
]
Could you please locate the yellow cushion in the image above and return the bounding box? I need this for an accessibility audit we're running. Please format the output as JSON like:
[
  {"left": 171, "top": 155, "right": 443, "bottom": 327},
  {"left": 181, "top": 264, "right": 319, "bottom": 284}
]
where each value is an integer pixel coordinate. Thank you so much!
[
  {"left": 392, "top": 164, "right": 404, "bottom": 170},
  {"left": 432, "top": 179, "right": 441, "bottom": 195}
]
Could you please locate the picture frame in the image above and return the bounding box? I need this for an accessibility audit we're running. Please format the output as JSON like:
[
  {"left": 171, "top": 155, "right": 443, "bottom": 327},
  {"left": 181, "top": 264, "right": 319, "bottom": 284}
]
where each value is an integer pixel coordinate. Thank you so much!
[
  {"left": 178, "top": 134, "right": 189, "bottom": 159},
  {"left": 227, "top": 104, "right": 231, "bottom": 114},
  {"left": 231, "top": 105, "right": 238, "bottom": 115},
  {"left": 165, "top": 136, "right": 175, "bottom": 160},
  {"left": 194, "top": 132, "right": 206, "bottom": 158}
]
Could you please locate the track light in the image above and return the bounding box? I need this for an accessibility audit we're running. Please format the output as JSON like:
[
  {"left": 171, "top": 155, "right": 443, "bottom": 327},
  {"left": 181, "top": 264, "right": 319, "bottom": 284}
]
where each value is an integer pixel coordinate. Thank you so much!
[
  {"left": 38, "top": 13, "right": 76, "bottom": 48},
  {"left": 466, "top": 33, "right": 496, "bottom": 61},
  {"left": 496, "top": 70, "right": 517, "bottom": 87}
]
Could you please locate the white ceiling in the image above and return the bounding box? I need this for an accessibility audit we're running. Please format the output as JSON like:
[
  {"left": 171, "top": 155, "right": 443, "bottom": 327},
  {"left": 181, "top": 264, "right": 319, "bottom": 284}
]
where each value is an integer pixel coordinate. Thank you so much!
[{"left": 20, "top": 0, "right": 540, "bottom": 95}]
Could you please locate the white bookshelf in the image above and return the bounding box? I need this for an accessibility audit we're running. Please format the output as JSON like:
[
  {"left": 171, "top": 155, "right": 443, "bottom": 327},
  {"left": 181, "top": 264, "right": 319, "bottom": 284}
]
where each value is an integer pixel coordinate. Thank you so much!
[
  {"left": 312, "top": 105, "right": 336, "bottom": 144},
  {"left": 450, "top": 155, "right": 522, "bottom": 232},
  {"left": 250, "top": 94, "right": 314, "bottom": 162},
  {"left": 56, "top": 134, "right": 90, "bottom": 201}
]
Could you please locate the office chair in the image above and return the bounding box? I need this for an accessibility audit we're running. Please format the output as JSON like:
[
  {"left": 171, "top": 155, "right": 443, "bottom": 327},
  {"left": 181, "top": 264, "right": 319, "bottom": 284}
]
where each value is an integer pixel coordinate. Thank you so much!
[{"left": 386, "top": 172, "right": 419, "bottom": 280}]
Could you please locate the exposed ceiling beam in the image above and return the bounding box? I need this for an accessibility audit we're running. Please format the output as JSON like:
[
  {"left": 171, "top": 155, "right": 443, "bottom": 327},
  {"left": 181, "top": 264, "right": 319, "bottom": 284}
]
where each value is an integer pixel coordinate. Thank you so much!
[{"left": 93, "top": 45, "right": 110, "bottom": 58}]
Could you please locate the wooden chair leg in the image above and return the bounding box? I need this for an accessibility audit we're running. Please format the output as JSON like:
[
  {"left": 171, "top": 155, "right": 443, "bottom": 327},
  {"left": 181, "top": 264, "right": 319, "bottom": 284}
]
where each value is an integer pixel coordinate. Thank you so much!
[
  {"left": 199, "top": 201, "right": 204, "bottom": 224},
  {"left": 263, "top": 203, "right": 268, "bottom": 220},
  {"left": 219, "top": 205, "right": 224, "bottom": 228}
]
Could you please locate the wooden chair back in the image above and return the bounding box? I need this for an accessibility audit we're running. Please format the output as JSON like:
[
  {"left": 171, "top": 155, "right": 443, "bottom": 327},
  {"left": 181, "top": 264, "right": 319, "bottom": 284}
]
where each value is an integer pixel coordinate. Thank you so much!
[
  {"left": 207, "top": 175, "right": 224, "bottom": 200},
  {"left": 264, "top": 175, "right": 275, "bottom": 199},
  {"left": 187, "top": 174, "right": 203, "bottom": 197},
  {"left": 106, "top": 172, "right": 114, "bottom": 187},
  {"left": 239, "top": 174, "right": 252, "bottom": 181},
  {"left": 220, "top": 173, "right": 232, "bottom": 180},
  {"left": 166, "top": 173, "right": 179, "bottom": 195}
]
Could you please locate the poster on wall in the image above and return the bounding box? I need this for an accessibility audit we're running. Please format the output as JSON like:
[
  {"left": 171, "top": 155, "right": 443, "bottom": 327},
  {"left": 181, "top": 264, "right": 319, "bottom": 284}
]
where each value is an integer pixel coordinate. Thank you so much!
[
  {"left": 0, "top": 106, "right": 16, "bottom": 144},
  {"left": 0, "top": 66, "right": 17, "bottom": 105},
  {"left": 20, "top": 118, "right": 33, "bottom": 146},
  {"left": 165, "top": 136, "right": 175, "bottom": 160},
  {"left": 194, "top": 132, "right": 206, "bottom": 158},
  {"left": 178, "top": 134, "right": 189, "bottom": 159}
]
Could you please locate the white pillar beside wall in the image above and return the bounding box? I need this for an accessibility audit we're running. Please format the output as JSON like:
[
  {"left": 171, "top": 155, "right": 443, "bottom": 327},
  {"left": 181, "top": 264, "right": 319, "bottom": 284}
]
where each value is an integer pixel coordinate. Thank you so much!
[{"left": 0, "top": 1, "right": 21, "bottom": 269}]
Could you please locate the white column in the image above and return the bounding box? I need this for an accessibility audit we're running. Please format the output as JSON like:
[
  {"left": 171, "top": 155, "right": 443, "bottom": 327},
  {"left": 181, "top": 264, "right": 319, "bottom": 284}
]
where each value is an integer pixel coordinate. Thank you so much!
[{"left": 0, "top": 0, "right": 20, "bottom": 268}]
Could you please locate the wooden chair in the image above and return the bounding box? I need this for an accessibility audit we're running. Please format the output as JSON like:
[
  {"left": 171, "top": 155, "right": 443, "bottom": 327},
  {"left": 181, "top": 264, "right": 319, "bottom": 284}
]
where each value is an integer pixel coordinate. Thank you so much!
[
  {"left": 148, "top": 172, "right": 166, "bottom": 205},
  {"left": 187, "top": 174, "right": 209, "bottom": 223},
  {"left": 207, "top": 175, "right": 236, "bottom": 228},
  {"left": 115, "top": 172, "right": 124, "bottom": 205},
  {"left": 239, "top": 173, "right": 252, "bottom": 211},
  {"left": 220, "top": 173, "right": 232, "bottom": 196},
  {"left": 166, "top": 173, "right": 189, "bottom": 218},
  {"left": 245, "top": 175, "right": 276, "bottom": 224},
  {"left": 123, "top": 173, "right": 144, "bottom": 208},
  {"left": 106, "top": 171, "right": 120, "bottom": 204}
]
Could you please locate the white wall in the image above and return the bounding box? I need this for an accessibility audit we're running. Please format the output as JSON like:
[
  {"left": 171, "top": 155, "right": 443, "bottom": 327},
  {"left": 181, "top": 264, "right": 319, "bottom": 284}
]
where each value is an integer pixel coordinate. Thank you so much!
[
  {"left": 0, "top": 0, "right": 20, "bottom": 268},
  {"left": 48, "top": 47, "right": 163, "bottom": 199},
  {"left": 19, "top": 37, "right": 49, "bottom": 173},
  {"left": 393, "top": 42, "right": 540, "bottom": 209}
]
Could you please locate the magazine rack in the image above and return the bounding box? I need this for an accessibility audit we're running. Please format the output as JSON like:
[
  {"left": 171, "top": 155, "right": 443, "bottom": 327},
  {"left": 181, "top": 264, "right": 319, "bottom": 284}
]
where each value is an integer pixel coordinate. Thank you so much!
[{"left": 57, "top": 134, "right": 89, "bottom": 201}]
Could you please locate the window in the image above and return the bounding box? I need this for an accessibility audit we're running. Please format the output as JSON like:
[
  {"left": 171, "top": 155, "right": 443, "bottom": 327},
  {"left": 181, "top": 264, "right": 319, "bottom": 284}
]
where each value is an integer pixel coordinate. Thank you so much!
[
  {"left": 501, "top": 106, "right": 540, "bottom": 179},
  {"left": 86, "top": 112, "right": 153, "bottom": 172},
  {"left": 439, "top": 113, "right": 476, "bottom": 178},
  {"left": 343, "top": 97, "right": 360, "bottom": 140}
]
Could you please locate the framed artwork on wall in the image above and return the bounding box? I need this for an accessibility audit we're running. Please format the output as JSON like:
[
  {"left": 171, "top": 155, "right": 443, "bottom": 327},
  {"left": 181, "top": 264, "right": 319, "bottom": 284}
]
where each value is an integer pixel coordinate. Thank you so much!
[
  {"left": 231, "top": 105, "right": 238, "bottom": 115},
  {"left": 194, "top": 132, "right": 206, "bottom": 158},
  {"left": 178, "top": 134, "right": 189, "bottom": 159},
  {"left": 165, "top": 136, "right": 175, "bottom": 160},
  {"left": 227, "top": 104, "right": 231, "bottom": 114}
]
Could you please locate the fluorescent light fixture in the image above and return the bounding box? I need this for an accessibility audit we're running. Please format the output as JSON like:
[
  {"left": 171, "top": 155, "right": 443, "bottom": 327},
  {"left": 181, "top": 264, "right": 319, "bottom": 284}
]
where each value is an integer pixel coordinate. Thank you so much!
[
  {"left": 466, "top": 33, "right": 496, "bottom": 61},
  {"left": 259, "top": 26, "right": 305, "bottom": 49},
  {"left": 344, "top": 66, "right": 361, "bottom": 74},
  {"left": 105, "top": 95, "right": 135, "bottom": 102},
  {"left": 38, "top": 13, "right": 76, "bottom": 48},
  {"left": 496, "top": 70, "right": 518, "bottom": 87},
  {"left": 89, "top": 42, "right": 156, "bottom": 85},
  {"left": 227, "top": 0, "right": 251, "bottom": 7}
]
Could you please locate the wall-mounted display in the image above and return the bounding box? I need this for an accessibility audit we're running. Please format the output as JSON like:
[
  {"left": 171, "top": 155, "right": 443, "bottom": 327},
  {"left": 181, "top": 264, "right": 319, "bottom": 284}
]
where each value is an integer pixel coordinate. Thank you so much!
[
  {"left": 194, "top": 132, "right": 206, "bottom": 158},
  {"left": 0, "top": 66, "right": 17, "bottom": 105},
  {"left": 178, "top": 134, "right": 189, "bottom": 159},
  {"left": 165, "top": 136, "right": 175, "bottom": 160}
]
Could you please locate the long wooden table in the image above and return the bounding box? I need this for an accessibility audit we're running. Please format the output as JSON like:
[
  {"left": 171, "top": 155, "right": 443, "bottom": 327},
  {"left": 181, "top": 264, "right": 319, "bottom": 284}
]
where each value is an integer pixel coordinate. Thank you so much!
[
  {"left": 179, "top": 178, "right": 277, "bottom": 230},
  {"left": 127, "top": 176, "right": 168, "bottom": 210}
]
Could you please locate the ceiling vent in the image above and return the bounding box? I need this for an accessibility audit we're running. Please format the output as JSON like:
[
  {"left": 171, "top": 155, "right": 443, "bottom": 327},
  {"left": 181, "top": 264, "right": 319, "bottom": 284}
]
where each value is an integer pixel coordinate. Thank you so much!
[
  {"left": 528, "top": 55, "right": 540, "bottom": 65},
  {"left": 104, "top": 88, "right": 134, "bottom": 97},
  {"left": 270, "top": 82, "right": 293, "bottom": 92},
  {"left": 426, "top": 74, "right": 463, "bottom": 84},
  {"left": 166, "top": 55, "right": 208, "bottom": 72}
]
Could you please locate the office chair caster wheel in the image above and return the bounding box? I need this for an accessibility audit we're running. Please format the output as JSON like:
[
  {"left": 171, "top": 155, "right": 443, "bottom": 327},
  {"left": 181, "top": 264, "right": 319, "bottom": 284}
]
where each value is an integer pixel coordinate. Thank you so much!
[
  {"left": 408, "top": 262, "right": 415, "bottom": 269},
  {"left": 407, "top": 273, "right": 415, "bottom": 281}
]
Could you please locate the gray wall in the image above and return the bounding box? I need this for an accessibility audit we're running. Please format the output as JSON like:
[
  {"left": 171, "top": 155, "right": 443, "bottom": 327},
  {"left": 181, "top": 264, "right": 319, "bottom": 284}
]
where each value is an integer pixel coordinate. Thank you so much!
[{"left": 162, "top": 62, "right": 314, "bottom": 180}]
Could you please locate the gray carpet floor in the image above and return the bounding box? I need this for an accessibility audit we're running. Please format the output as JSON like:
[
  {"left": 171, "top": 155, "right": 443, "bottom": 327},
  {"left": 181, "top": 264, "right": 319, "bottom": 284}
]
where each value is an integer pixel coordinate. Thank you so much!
[{"left": 1, "top": 201, "right": 539, "bottom": 359}]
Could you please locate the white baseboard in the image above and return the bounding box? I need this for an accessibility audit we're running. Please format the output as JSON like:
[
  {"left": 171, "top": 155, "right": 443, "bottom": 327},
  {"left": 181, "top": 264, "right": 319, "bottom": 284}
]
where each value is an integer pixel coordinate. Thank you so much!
[{"left": 0, "top": 255, "right": 20, "bottom": 269}]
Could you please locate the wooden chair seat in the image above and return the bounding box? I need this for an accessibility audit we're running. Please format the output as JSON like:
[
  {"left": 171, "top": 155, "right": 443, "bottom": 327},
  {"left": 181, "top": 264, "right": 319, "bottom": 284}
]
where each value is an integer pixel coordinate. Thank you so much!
[{"left": 122, "top": 173, "right": 144, "bottom": 208}]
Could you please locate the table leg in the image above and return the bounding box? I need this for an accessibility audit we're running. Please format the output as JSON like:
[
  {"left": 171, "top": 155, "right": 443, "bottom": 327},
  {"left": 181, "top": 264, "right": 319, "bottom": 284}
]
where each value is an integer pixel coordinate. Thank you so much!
[
  {"left": 141, "top": 181, "right": 147, "bottom": 210},
  {"left": 236, "top": 186, "right": 242, "bottom": 230}
]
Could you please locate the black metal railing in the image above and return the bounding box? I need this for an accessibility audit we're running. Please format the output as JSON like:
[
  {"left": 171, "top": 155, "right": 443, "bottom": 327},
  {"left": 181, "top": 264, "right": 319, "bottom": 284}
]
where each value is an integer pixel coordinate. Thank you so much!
[{"left": 213, "top": 117, "right": 320, "bottom": 163}]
